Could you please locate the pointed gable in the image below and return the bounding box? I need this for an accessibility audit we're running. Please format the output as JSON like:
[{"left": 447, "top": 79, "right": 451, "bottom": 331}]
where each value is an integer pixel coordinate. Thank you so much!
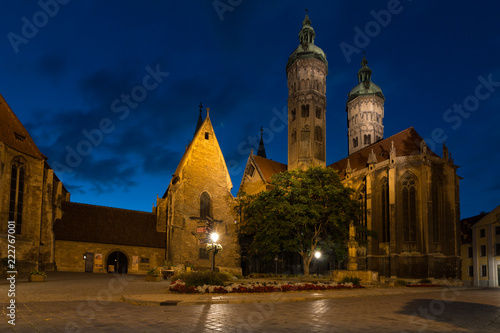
[
  {"left": 172, "top": 114, "right": 232, "bottom": 190},
  {"left": 328, "top": 127, "right": 439, "bottom": 178},
  {"left": 239, "top": 152, "right": 287, "bottom": 195},
  {"left": 0, "top": 92, "right": 44, "bottom": 159}
]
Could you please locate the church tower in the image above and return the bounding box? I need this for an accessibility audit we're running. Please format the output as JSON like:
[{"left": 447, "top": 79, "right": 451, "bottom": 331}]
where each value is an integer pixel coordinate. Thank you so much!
[
  {"left": 346, "top": 54, "right": 385, "bottom": 155},
  {"left": 286, "top": 13, "right": 328, "bottom": 170}
]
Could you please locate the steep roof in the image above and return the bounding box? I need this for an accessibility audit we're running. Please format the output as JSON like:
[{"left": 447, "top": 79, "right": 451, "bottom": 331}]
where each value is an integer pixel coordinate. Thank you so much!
[
  {"left": 54, "top": 201, "right": 165, "bottom": 248},
  {"left": 0, "top": 92, "right": 44, "bottom": 159},
  {"left": 252, "top": 154, "right": 287, "bottom": 182},
  {"left": 328, "top": 127, "right": 439, "bottom": 178}
]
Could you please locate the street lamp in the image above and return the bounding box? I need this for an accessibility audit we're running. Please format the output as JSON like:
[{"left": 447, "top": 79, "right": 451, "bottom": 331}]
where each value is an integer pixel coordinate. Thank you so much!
[
  {"left": 314, "top": 251, "right": 321, "bottom": 277},
  {"left": 210, "top": 232, "right": 219, "bottom": 272}
]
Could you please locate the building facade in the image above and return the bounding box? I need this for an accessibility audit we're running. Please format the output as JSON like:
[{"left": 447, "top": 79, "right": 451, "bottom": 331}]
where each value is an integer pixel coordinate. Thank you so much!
[
  {"left": 240, "top": 14, "right": 462, "bottom": 279},
  {"left": 471, "top": 206, "right": 500, "bottom": 287},
  {"left": 0, "top": 93, "right": 69, "bottom": 273}
]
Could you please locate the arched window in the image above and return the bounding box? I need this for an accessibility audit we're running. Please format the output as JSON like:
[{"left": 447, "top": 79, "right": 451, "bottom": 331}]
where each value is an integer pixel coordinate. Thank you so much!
[
  {"left": 316, "top": 107, "right": 321, "bottom": 119},
  {"left": 380, "top": 177, "right": 390, "bottom": 243},
  {"left": 401, "top": 172, "right": 417, "bottom": 242},
  {"left": 301, "top": 105, "right": 309, "bottom": 117},
  {"left": 431, "top": 175, "right": 443, "bottom": 243},
  {"left": 357, "top": 184, "right": 367, "bottom": 243},
  {"left": 291, "top": 129, "right": 297, "bottom": 144},
  {"left": 314, "top": 126, "right": 322, "bottom": 142},
  {"left": 9, "top": 158, "right": 25, "bottom": 234},
  {"left": 200, "top": 192, "right": 211, "bottom": 219},
  {"left": 364, "top": 134, "right": 371, "bottom": 145},
  {"left": 291, "top": 109, "right": 296, "bottom": 121},
  {"left": 353, "top": 137, "right": 358, "bottom": 148}
]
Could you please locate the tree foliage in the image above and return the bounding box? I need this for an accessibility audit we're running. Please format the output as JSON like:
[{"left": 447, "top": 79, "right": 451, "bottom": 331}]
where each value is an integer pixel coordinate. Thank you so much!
[{"left": 239, "top": 166, "right": 371, "bottom": 275}]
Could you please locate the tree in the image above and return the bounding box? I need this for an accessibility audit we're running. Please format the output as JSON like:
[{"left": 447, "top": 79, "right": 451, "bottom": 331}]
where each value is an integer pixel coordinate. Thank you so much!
[{"left": 239, "top": 166, "right": 370, "bottom": 276}]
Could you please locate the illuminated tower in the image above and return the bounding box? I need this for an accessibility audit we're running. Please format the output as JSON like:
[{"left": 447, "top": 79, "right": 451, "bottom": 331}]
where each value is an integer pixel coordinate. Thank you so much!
[
  {"left": 286, "top": 13, "right": 328, "bottom": 170},
  {"left": 346, "top": 54, "right": 385, "bottom": 155}
]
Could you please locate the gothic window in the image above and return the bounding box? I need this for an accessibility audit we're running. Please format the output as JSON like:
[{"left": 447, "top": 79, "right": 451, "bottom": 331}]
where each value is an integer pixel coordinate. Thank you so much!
[
  {"left": 9, "top": 158, "right": 25, "bottom": 234},
  {"left": 291, "top": 129, "right": 297, "bottom": 143},
  {"left": 357, "top": 184, "right": 367, "bottom": 243},
  {"left": 381, "top": 177, "right": 390, "bottom": 243},
  {"left": 200, "top": 191, "right": 211, "bottom": 219},
  {"left": 431, "top": 175, "right": 443, "bottom": 243},
  {"left": 353, "top": 137, "right": 359, "bottom": 148},
  {"left": 314, "top": 127, "right": 322, "bottom": 142},
  {"left": 291, "top": 109, "right": 296, "bottom": 121},
  {"left": 401, "top": 172, "right": 417, "bottom": 243},
  {"left": 301, "top": 105, "right": 309, "bottom": 117},
  {"left": 316, "top": 107, "right": 321, "bottom": 119},
  {"left": 364, "top": 134, "right": 371, "bottom": 145}
]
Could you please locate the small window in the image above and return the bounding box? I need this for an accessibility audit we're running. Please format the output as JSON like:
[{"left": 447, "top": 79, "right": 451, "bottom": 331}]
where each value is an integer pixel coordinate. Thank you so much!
[
  {"left": 140, "top": 257, "right": 149, "bottom": 264},
  {"left": 315, "top": 107, "right": 321, "bottom": 119},
  {"left": 247, "top": 164, "right": 255, "bottom": 177},
  {"left": 480, "top": 228, "right": 485, "bottom": 238},
  {"left": 291, "top": 109, "right": 296, "bottom": 121},
  {"left": 205, "top": 132, "right": 209, "bottom": 140},
  {"left": 495, "top": 226, "right": 500, "bottom": 235},
  {"left": 199, "top": 248, "right": 209, "bottom": 260},
  {"left": 301, "top": 105, "right": 309, "bottom": 117},
  {"left": 480, "top": 245, "right": 486, "bottom": 257},
  {"left": 468, "top": 265, "right": 473, "bottom": 277},
  {"left": 481, "top": 265, "right": 487, "bottom": 277},
  {"left": 353, "top": 137, "right": 358, "bottom": 148},
  {"left": 467, "top": 246, "right": 473, "bottom": 258},
  {"left": 496, "top": 243, "right": 500, "bottom": 256}
]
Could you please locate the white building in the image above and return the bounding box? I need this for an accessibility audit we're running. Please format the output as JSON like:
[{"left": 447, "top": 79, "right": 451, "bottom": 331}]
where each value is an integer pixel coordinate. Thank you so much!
[{"left": 472, "top": 205, "right": 500, "bottom": 287}]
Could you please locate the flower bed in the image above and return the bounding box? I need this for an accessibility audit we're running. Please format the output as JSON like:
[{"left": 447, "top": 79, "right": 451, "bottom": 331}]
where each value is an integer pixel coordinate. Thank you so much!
[
  {"left": 169, "top": 280, "right": 363, "bottom": 294},
  {"left": 406, "top": 283, "right": 441, "bottom": 287}
]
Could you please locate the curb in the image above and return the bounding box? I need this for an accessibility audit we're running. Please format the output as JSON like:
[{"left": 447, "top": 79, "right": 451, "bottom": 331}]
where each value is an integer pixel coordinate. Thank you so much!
[{"left": 121, "top": 287, "right": 473, "bottom": 307}]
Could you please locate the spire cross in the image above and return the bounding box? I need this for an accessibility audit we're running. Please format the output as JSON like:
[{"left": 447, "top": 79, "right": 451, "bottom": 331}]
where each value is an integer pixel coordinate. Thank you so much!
[
  {"left": 206, "top": 107, "right": 210, "bottom": 117},
  {"left": 260, "top": 126, "right": 264, "bottom": 139},
  {"left": 305, "top": 8, "right": 308, "bottom": 14},
  {"left": 199, "top": 102, "right": 203, "bottom": 112}
]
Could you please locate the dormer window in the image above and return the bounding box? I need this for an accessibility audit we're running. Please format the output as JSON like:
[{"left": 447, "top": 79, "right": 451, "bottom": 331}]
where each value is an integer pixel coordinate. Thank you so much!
[
  {"left": 14, "top": 132, "right": 25, "bottom": 141},
  {"left": 205, "top": 132, "right": 209, "bottom": 140}
]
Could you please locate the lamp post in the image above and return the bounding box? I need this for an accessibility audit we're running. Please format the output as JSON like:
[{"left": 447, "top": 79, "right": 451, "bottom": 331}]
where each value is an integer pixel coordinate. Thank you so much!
[
  {"left": 210, "top": 232, "right": 219, "bottom": 272},
  {"left": 314, "top": 250, "right": 321, "bottom": 278}
]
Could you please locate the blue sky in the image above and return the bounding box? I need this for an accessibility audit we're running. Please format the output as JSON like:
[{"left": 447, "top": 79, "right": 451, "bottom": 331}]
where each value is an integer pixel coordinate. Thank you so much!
[{"left": 1, "top": 0, "right": 498, "bottom": 218}]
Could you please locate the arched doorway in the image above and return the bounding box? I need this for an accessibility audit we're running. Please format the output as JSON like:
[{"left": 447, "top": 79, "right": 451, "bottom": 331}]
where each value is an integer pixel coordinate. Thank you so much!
[{"left": 107, "top": 251, "right": 128, "bottom": 274}]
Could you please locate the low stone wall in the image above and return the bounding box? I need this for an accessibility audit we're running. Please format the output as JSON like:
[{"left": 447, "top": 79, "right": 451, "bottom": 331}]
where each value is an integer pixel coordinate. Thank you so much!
[
  {"left": 55, "top": 240, "right": 165, "bottom": 274},
  {"left": 330, "top": 270, "right": 379, "bottom": 282}
]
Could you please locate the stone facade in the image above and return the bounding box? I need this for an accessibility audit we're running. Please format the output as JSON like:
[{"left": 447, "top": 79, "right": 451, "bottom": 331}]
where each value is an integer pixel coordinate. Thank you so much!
[
  {"left": 156, "top": 113, "right": 240, "bottom": 273},
  {"left": 55, "top": 240, "right": 165, "bottom": 274},
  {"left": 0, "top": 93, "right": 69, "bottom": 272},
  {"left": 331, "top": 130, "right": 462, "bottom": 279},
  {"left": 346, "top": 56, "right": 385, "bottom": 155},
  {"left": 287, "top": 15, "right": 328, "bottom": 170}
]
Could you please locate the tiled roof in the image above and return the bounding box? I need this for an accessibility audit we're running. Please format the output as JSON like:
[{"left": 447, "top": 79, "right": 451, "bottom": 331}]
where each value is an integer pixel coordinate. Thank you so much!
[
  {"left": 54, "top": 202, "right": 165, "bottom": 248},
  {"left": 460, "top": 212, "right": 489, "bottom": 244},
  {"left": 0, "top": 92, "right": 44, "bottom": 159},
  {"left": 328, "top": 127, "right": 439, "bottom": 177},
  {"left": 252, "top": 154, "right": 287, "bottom": 182}
]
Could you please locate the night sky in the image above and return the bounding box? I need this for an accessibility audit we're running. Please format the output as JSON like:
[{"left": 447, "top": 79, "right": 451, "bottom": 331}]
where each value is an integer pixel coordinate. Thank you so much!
[{"left": 1, "top": 1, "right": 498, "bottom": 219}]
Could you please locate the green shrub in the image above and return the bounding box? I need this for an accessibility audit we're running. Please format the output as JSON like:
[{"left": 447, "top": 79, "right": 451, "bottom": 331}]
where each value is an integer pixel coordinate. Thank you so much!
[
  {"left": 394, "top": 279, "right": 407, "bottom": 287},
  {"left": 175, "top": 271, "right": 231, "bottom": 287},
  {"left": 340, "top": 276, "right": 361, "bottom": 286},
  {"left": 418, "top": 278, "right": 432, "bottom": 284}
]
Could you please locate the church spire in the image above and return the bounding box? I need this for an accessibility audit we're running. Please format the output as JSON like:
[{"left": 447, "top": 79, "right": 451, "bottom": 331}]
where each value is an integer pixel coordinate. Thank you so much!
[
  {"left": 357, "top": 52, "right": 372, "bottom": 85},
  {"left": 257, "top": 126, "right": 267, "bottom": 158},
  {"left": 194, "top": 102, "right": 203, "bottom": 136}
]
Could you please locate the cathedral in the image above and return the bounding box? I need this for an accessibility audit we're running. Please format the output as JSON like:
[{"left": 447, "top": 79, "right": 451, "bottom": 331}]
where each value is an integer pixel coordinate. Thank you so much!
[
  {"left": 0, "top": 14, "right": 461, "bottom": 280},
  {"left": 239, "top": 14, "right": 461, "bottom": 279}
]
